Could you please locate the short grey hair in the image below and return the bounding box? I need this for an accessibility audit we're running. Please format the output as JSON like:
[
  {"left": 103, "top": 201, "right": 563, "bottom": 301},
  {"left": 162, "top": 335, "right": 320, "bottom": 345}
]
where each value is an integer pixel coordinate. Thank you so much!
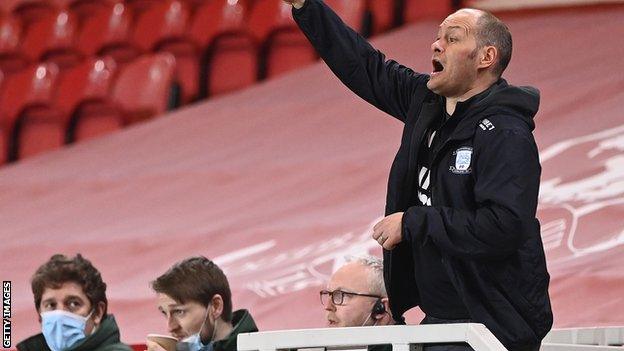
[
  {"left": 346, "top": 255, "right": 387, "bottom": 297},
  {"left": 474, "top": 10, "right": 512, "bottom": 77}
]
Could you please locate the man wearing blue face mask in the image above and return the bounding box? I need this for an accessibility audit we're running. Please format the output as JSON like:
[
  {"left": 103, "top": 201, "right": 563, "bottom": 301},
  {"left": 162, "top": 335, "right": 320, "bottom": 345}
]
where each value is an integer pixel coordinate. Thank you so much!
[
  {"left": 17, "top": 254, "right": 132, "bottom": 351},
  {"left": 147, "top": 256, "right": 258, "bottom": 351}
]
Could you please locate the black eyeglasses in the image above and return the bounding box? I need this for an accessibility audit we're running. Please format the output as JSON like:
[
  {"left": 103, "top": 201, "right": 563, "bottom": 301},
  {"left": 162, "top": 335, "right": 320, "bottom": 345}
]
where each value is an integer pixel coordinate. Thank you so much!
[{"left": 320, "top": 289, "right": 381, "bottom": 306}]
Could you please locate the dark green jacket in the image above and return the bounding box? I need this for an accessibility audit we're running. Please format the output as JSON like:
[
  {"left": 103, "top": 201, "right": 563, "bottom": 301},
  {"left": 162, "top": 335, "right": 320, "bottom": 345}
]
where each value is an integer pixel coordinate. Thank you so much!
[
  {"left": 213, "top": 309, "right": 258, "bottom": 351},
  {"left": 16, "top": 315, "right": 132, "bottom": 351}
]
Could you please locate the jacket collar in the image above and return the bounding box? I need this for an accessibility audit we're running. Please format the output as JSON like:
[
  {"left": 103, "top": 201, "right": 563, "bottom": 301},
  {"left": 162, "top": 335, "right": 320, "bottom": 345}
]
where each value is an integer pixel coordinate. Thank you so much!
[{"left": 213, "top": 309, "right": 258, "bottom": 351}]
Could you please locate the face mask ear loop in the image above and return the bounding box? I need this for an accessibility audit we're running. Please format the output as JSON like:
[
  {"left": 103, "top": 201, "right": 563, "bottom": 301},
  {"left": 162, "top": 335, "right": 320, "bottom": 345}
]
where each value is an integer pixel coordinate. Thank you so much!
[
  {"left": 211, "top": 319, "right": 218, "bottom": 342},
  {"left": 85, "top": 308, "right": 98, "bottom": 335},
  {"left": 197, "top": 304, "right": 211, "bottom": 345}
]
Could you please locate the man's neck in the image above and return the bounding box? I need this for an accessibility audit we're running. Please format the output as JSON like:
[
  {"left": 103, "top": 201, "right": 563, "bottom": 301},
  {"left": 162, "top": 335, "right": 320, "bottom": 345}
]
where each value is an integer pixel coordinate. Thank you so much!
[
  {"left": 215, "top": 320, "right": 234, "bottom": 342},
  {"left": 445, "top": 76, "right": 497, "bottom": 116}
]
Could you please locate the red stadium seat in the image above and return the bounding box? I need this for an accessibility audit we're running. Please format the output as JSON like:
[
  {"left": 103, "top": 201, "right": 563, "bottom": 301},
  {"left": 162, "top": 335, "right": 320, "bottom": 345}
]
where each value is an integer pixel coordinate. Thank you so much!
[
  {"left": 0, "top": 126, "right": 7, "bottom": 164},
  {"left": 403, "top": 0, "right": 451, "bottom": 23},
  {"left": 111, "top": 53, "right": 176, "bottom": 123},
  {"left": 189, "top": 0, "right": 249, "bottom": 48},
  {"left": 325, "top": 0, "right": 366, "bottom": 33},
  {"left": 0, "top": 15, "right": 29, "bottom": 73},
  {"left": 9, "top": 0, "right": 56, "bottom": 28},
  {"left": 67, "top": 0, "right": 119, "bottom": 22},
  {"left": 125, "top": 0, "right": 161, "bottom": 16},
  {"left": 17, "top": 57, "right": 118, "bottom": 152},
  {"left": 191, "top": 0, "right": 258, "bottom": 97},
  {"left": 366, "top": 0, "right": 396, "bottom": 35},
  {"left": 0, "top": 0, "right": 21, "bottom": 14},
  {"left": 249, "top": 0, "right": 317, "bottom": 79},
  {"left": 0, "top": 63, "right": 59, "bottom": 161},
  {"left": 133, "top": 0, "right": 199, "bottom": 103},
  {"left": 76, "top": 2, "right": 139, "bottom": 65},
  {"left": 20, "top": 9, "right": 83, "bottom": 69},
  {"left": 0, "top": 70, "right": 6, "bottom": 164},
  {"left": 66, "top": 58, "right": 124, "bottom": 142},
  {"left": 70, "top": 53, "right": 176, "bottom": 141}
]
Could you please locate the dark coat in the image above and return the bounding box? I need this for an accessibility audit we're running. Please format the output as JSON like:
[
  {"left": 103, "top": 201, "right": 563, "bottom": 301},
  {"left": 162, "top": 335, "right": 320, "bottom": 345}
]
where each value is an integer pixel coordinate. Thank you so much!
[
  {"left": 213, "top": 309, "right": 259, "bottom": 351},
  {"left": 292, "top": 1, "right": 553, "bottom": 349}
]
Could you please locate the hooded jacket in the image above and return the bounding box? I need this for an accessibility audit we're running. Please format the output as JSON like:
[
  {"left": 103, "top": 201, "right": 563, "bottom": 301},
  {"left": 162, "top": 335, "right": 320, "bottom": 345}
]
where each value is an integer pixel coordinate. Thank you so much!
[
  {"left": 213, "top": 309, "right": 258, "bottom": 351},
  {"left": 292, "top": 1, "right": 553, "bottom": 349},
  {"left": 16, "top": 314, "right": 132, "bottom": 351}
]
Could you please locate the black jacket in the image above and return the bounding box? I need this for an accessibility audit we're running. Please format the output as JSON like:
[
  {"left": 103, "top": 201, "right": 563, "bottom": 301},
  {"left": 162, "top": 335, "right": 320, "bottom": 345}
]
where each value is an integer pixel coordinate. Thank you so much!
[{"left": 293, "top": 1, "right": 553, "bottom": 349}]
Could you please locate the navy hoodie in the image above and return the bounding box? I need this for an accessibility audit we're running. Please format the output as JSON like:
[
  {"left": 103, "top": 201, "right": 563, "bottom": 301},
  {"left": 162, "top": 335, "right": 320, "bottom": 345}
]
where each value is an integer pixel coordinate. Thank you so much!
[{"left": 293, "top": 0, "right": 553, "bottom": 349}]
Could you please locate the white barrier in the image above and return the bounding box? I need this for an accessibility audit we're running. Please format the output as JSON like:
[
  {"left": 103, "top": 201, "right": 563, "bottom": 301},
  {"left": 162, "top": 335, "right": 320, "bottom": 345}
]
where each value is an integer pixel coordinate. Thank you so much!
[
  {"left": 237, "top": 324, "right": 507, "bottom": 351},
  {"left": 542, "top": 326, "right": 624, "bottom": 347},
  {"left": 540, "top": 344, "right": 624, "bottom": 351}
]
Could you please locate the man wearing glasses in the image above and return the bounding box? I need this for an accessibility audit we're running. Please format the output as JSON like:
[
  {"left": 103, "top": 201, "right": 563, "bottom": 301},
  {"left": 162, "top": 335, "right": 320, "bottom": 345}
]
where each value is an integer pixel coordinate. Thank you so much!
[{"left": 320, "top": 257, "right": 393, "bottom": 328}]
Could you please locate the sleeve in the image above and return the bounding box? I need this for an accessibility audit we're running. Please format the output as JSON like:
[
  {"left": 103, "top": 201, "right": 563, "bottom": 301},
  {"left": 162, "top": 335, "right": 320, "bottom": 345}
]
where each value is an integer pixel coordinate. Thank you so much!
[
  {"left": 292, "top": 0, "right": 429, "bottom": 122},
  {"left": 402, "top": 127, "right": 541, "bottom": 260}
]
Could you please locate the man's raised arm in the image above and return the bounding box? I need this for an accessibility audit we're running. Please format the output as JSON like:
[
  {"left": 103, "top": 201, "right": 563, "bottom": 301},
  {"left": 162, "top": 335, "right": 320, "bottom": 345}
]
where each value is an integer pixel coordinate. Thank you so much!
[{"left": 283, "top": 0, "right": 428, "bottom": 122}]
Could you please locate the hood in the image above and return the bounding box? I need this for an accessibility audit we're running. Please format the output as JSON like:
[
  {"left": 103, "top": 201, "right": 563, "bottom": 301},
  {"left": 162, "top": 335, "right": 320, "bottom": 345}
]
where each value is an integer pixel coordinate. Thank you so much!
[
  {"left": 470, "top": 79, "right": 540, "bottom": 131},
  {"left": 72, "top": 314, "right": 125, "bottom": 351}
]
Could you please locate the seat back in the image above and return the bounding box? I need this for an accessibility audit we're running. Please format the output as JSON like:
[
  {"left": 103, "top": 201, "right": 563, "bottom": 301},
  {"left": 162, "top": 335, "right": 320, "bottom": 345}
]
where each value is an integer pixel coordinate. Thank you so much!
[
  {"left": 249, "top": 0, "right": 315, "bottom": 79},
  {"left": 248, "top": 0, "right": 296, "bottom": 42},
  {"left": 404, "top": 0, "right": 451, "bottom": 23},
  {"left": 0, "top": 69, "right": 7, "bottom": 164},
  {"left": 0, "top": 62, "right": 59, "bottom": 160},
  {"left": 76, "top": 2, "right": 138, "bottom": 63},
  {"left": 0, "top": 62, "right": 59, "bottom": 129},
  {"left": 0, "top": 15, "right": 21, "bottom": 53},
  {"left": 111, "top": 53, "right": 176, "bottom": 123},
  {"left": 68, "top": 0, "right": 118, "bottom": 20},
  {"left": 21, "top": 9, "right": 82, "bottom": 68},
  {"left": 11, "top": 0, "right": 56, "bottom": 27},
  {"left": 133, "top": 0, "right": 192, "bottom": 52},
  {"left": 0, "top": 15, "right": 29, "bottom": 72},
  {"left": 55, "top": 56, "right": 117, "bottom": 119},
  {"left": 366, "top": 0, "right": 396, "bottom": 35},
  {"left": 125, "top": 0, "right": 161, "bottom": 16},
  {"left": 190, "top": 0, "right": 249, "bottom": 47},
  {"left": 0, "top": 0, "right": 23, "bottom": 15}
]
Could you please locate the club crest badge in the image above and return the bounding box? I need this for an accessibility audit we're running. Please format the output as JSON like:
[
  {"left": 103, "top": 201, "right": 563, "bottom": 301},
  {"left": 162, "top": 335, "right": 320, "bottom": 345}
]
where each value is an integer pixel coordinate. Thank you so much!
[{"left": 450, "top": 147, "right": 473, "bottom": 174}]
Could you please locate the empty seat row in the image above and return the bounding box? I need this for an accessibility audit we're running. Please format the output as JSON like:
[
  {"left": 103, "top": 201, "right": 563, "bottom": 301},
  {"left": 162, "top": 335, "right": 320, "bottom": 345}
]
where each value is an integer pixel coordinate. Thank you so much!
[
  {"left": 0, "top": 0, "right": 324, "bottom": 102},
  {"left": 0, "top": 53, "right": 176, "bottom": 164},
  {"left": 0, "top": 0, "right": 454, "bottom": 165}
]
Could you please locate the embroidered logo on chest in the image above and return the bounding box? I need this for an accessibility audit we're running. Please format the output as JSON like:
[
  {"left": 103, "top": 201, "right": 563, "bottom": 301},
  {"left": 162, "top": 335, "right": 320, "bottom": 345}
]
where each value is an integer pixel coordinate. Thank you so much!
[{"left": 450, "top": 147, "right": 473, "bottom": 174}]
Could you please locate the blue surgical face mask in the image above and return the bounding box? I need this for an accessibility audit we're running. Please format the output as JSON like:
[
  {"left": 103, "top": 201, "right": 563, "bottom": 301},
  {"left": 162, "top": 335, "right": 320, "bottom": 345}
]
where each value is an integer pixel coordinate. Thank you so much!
[
  {"left": 178, "top": 333, "right": 214, "bottom": 351},
  {"left": 41, "top": 309, "right": 93, "bottom": 351},
  {"left": 177, "top": 306, "right": 216, "bottom": 351}
]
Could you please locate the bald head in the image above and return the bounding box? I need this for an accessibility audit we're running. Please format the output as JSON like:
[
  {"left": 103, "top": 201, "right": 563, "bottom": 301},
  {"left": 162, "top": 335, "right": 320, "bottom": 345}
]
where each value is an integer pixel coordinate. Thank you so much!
[{"left": 445, "top": 8, "right": 513, "bottom": 77}]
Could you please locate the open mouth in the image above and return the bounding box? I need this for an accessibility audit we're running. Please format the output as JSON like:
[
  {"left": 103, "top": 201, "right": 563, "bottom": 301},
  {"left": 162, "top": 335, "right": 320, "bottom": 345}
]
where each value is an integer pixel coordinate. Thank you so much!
[{"left": 432, "top": 59, "right": 444, "bottom": 74}]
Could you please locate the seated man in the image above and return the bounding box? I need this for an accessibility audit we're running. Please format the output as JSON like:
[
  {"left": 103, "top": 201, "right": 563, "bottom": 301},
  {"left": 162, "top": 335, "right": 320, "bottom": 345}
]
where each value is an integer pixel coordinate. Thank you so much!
[
  {"left": 321, "top": 256, "right": 393, "bottom": 327},
  {"left": 147, "top": 256, "right": 258, "bottom": 351},
  {"left": 17, "top": 254, "right": 132, "bottom": 351}
]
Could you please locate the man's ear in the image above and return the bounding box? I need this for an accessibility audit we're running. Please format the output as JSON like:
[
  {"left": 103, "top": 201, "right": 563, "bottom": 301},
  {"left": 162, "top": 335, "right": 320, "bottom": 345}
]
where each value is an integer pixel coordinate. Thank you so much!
[
  {"left": 93, "top": 301, "right": 106, "bottom": 326},
  {"left": 381, "top": 297, "right": 390, "bottom": 316},
  {"left": 210, "top": 294, "right": 224, "bottom": 320},
  {"left": 478, "top": 45, "right": 498, "bottom": 70}
]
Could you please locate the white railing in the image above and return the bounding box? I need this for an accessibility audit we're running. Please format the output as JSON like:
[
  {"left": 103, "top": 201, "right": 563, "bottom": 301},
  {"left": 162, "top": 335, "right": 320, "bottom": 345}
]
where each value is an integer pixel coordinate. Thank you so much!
[
  {"left": 542, "top": 326, "right": 624, "bottom": 349},
  {"left": 237, "top": 324, "right": 507, "bottom": 351}
]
